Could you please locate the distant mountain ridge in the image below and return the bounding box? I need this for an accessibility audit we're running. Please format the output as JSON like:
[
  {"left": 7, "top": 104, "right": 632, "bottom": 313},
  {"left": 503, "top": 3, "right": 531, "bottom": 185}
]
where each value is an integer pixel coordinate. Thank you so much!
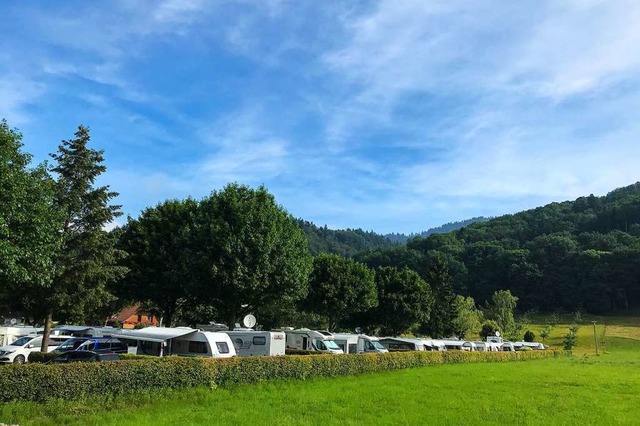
[{"left": 384, "top": 217, "right": 490, "bottom": 244}]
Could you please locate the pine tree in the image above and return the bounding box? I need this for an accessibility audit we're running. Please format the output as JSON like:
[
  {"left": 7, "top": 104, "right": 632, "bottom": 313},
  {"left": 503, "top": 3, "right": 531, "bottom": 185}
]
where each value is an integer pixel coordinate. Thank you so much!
[{"left": 40, "top": 125, "right": 126, "bottom": 351}]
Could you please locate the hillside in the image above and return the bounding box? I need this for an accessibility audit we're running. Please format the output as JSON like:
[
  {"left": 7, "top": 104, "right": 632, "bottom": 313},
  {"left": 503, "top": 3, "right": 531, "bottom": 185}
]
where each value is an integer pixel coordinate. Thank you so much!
[
  {"left": 295, "top": 219, "right": 395, "bottom": 256},
  {"left": 357, "top": 182, "right": 640, "bottom": 314},
  {"left": 385, "top": 217, "right": 490, "bottom": 244}
]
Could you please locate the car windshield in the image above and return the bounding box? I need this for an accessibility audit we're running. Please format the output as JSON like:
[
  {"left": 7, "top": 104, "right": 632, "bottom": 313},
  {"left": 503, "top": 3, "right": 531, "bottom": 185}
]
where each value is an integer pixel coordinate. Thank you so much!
[
  {"left": 11, "top": 336, "right": 35, "bottom": 346},
  {"left": 324, "top": 340, "right": 340, "bottom": 350},
  {"left": 372, "top": 341, "right": 385, "bottom": 350}
]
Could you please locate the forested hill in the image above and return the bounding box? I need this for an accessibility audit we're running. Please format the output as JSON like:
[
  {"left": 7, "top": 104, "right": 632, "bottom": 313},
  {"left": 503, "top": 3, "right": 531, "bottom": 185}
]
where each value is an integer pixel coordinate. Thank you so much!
[
  {"left": 385, "top": 217, "right": 490, "bottom": 244},
  {"left": 356, "top": 182, "right": 640, "bottom": 314},
  {"left": 295, "top": 219, "right": 395, "bottom": 256}
]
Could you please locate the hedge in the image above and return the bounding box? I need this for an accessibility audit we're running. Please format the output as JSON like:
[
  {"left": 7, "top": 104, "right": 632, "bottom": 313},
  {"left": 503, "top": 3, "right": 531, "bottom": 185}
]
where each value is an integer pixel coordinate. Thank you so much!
[{"left": 0, "top": 350, "right": 568, "bottom": 403}]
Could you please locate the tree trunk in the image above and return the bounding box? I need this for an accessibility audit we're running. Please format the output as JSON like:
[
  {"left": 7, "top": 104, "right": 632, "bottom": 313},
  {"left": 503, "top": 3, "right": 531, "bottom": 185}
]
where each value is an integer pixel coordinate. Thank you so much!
[
  {"left": 40, "top": 309, "right": 53, "bottom": 353},
  {"left": 228, "top": 306, "right": 236, "bottom": 331}
]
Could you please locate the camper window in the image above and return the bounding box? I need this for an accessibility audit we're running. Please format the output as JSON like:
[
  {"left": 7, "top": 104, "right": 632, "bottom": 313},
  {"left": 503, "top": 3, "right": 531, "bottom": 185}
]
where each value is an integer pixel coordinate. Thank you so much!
[
  {"left": 252, "top": 336, "right": 266, "bottom": 345},
  {"left": 216, "top": 342, "right": 230, "bottom": 354},
  {"left": 315, "top": 340, "right": 327, "bottom": 350},
  {"left": 188, "top": 341, "right": 208, "bottom": 354},
  {"left": 324, "top": 340, "right": 340, "bottom": 350},
  {"left": 364, "top": 341, "right": 375, "bottom": 350}
]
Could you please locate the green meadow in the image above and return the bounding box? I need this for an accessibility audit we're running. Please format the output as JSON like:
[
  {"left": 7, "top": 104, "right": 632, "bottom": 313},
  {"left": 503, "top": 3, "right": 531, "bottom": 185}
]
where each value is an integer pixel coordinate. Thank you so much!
[{"left": 2, "top": 315, "right": 639, "bottom": 426}]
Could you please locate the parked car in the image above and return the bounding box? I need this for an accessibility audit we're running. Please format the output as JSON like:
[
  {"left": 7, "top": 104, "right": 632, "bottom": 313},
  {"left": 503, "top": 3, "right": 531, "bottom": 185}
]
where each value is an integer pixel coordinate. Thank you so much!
[
  {"left": 47, "top": 350, "right": 121, "bottom": 363},
  {"left": 0, "top": 334, "right": 73, "bottom": 364},
  {"left": 53, "top": 337, "right": 128, "bottom": 354}
]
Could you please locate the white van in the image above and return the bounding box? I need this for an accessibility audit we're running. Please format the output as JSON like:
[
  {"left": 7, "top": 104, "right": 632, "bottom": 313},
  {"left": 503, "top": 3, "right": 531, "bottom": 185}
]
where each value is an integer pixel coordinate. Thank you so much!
[
  {"left": 224, "top": 330, "right": 286, "bottom": 356},
  {"left": 117, "top": 327, "right": 236, "bottom": 358},
  {"left": 332, "top": 333, "right": 388, "bottom": 354},
  {"left": 0, "top": 334, "right": 71, "bottom": 364}
]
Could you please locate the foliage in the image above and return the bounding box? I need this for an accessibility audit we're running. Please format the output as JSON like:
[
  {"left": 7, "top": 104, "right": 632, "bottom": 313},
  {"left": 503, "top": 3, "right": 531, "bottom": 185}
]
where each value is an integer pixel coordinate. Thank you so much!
[
  {"left": 484, "top": 290, "right": 518, "bottom": 338},
  {"left": 305, "top": 254, "right": 377, "bottom": 331},
  {"left": 479, "top": 320, "right": 501, "bottom": 340},
  {"left": 563, "top": 323, "right": 580, "bottom": 350},
  {"left": 193, "top": 184, "right": 312, "bottom": 329},
  {"left": 420, "top": 257, "right": 456, "bottom": 338},
  {"left": 540, "top": 326, "right": 552, "bottom": 342},
  {"left": 0, "top": 120, "right": 60, "bottom": 320},
  {"left": 296, "top": 219, "right": 394, "bottom": 256},
  {"left": 451, "top": 295, "right": 483, "bottom": 339},
  {"left": 0, "top": 350, "right": 562, "bottom": 403},
  {"left": 366, "top": 266, "right": 432, "bottom": 336},
  {"left": 524, "top": 330, "right": 536, "bottom": 342},
  {"left": 117, "top": 199, "right": 199, "bottom": 326}
]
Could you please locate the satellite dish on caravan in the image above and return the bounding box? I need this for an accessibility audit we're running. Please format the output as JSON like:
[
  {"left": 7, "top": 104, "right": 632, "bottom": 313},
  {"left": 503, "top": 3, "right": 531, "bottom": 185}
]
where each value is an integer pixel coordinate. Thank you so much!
[
  {"left": 495, "top": 331, "right": 501, "bottom": 337},
  {"left": 243, "top": 314, "right": 257, "bottom": 329},
  {"left": 10, "top": 318, "right": 17, "bottom": 325}
]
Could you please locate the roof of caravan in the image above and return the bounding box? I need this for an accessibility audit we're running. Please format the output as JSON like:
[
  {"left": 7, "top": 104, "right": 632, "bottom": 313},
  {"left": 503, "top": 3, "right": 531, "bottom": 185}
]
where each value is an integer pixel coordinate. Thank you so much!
[
  {"left": 116, "top": 327, "right": 198, "bottom": 342},
  {"left": 53, "top": 325, "right": 97, "bottom": 332}
]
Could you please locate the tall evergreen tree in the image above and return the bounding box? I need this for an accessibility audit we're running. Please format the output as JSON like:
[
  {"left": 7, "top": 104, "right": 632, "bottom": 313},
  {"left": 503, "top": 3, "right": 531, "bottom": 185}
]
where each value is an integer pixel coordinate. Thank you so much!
[
  {"left": 40, "top": 125, "right": 125, "bottom": 351},
  {"left": 420, "top": 256, "right": 456, "bottom": 338}
]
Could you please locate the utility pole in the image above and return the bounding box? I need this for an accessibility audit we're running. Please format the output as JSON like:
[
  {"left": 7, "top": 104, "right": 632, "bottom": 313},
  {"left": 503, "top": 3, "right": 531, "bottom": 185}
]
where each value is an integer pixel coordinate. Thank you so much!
[{"left": 592, "top": 321, "right": 598, "bottom": 355}]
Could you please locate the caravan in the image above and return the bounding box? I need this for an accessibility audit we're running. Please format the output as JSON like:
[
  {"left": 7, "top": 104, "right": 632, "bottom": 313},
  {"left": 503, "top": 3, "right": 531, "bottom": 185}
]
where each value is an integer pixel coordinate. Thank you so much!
[
  {"left": 117, "top": 327, "right": 235, "bottom": 358},
  {"left": 331, "top": 333, "right": 388, "bottom": 354},
  {"left": 0, "top": 326, "right": 40, "bottom": 347},
  {"left": 378, "top": 337, "right": 444, "bottom": 351},
  {"left": 223, "top": 330, "right": 286, "bottom": 356},
  {"left": 280, "top": 328, "right": 344, "bottom": 354}
]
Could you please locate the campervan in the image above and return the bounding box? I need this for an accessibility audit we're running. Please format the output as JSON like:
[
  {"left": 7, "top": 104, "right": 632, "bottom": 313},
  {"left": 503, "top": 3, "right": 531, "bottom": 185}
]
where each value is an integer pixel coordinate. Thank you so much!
[
  {"left": 223, "top": 330, "right": 286, "bottom": 356},
  {"left": 0, "top": 326, "right": 40, "bottom": 346},
  {"left": 279, "top": 328, "right": 344, "bottom": 354},
  {"left": 117, "top": 326, "right": 235, "bottom": 358},
  {"left": 332, "top": 333, "right": 388, "bottom": 354},
  {"left": 512, "top": 341, "right": 545, "bottom": 350},
  {"left": 378, "top": 337, "right": 443, "bottom": 351},
  {"left": 0, "top": 334, "right": 72, "bottom": 364},
  {"left": 50, "top": 325, "right": 117, "bottom": 338}
]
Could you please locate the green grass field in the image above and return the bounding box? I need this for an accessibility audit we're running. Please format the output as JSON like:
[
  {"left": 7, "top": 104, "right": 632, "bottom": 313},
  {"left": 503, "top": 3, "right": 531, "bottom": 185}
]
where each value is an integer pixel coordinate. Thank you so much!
[{"left": 2, "top": 315, "right": 639, "bottom": 425}]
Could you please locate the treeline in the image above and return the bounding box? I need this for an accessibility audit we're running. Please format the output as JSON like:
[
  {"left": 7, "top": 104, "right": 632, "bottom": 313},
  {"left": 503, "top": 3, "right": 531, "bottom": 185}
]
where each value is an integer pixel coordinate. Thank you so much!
[
  {"left": 295, "top": 219, "right": 395, "bottom": 256},
  {"left": 385, "top": 217, "right": 490, "bottom": 244},
  {"left": 357, "top": 184, "right": 640, "bottom": 313}
]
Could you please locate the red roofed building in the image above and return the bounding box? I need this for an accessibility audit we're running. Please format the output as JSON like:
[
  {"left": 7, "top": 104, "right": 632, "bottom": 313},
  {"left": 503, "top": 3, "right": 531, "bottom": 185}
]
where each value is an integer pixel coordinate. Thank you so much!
[{"left": 108, "top": 304, "right": 159, "bottom": 329}]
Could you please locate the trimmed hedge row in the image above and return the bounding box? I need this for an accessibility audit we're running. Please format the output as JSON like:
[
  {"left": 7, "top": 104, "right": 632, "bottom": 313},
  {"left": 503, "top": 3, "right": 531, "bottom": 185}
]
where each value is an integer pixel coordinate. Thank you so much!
[{"left": 0, "top": 350, "right": 567, "bottom": 403}]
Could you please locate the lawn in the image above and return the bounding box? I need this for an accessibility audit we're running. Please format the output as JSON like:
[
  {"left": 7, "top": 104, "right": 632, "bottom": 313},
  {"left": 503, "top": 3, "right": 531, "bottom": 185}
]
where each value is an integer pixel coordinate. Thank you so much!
[{"left": 1, "top": 315, "right": 639, "bottom": 426}]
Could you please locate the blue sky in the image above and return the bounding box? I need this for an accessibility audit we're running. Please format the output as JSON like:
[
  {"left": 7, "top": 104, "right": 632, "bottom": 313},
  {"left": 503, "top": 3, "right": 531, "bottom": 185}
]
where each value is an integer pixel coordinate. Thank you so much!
[{"left": 2, "top": 1, "right": 639, "bottom": 234}]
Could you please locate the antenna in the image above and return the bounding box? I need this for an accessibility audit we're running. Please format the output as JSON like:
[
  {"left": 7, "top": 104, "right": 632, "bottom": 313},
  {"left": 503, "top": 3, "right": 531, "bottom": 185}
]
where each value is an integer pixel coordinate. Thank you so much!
[
  {"left": 10, "top": 318, "right": 17, "bottom": 325},
  {"left": 243, "top": 314, "right": 257, "bottom": 329}
]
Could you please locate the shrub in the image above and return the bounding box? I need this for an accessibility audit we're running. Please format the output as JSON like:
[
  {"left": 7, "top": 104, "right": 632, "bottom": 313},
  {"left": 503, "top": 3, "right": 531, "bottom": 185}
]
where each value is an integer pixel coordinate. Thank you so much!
[
  {"left": 523, "top": 330, "right": 536, "bottom": 342},
  {"left": 0, "top": 350, "right": 566, "bottom": 403},
  {"left": 479, "top": 320, "right": 500, "bottom": 340}
]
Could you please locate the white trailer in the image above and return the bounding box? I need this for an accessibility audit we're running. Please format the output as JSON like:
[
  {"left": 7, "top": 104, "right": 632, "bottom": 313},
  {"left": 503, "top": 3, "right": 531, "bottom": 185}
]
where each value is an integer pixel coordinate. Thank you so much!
[
  {"left": 332, "top": 333, "right": 388, "bottom": 354},
  {"left": 223, "top": 330, "right": 286, "bottom": 356},
  {"left": 279, "top": 328, "right": 344, "bottom": 354},
  {"left": 512, "top": 341, "right": 546, "bottom": 350},
  {"left": 117, "top": 326, "right": 236, "bottom": 358},
  {"left": 0, "top": 326, "right": 40, "bottom": 347}
]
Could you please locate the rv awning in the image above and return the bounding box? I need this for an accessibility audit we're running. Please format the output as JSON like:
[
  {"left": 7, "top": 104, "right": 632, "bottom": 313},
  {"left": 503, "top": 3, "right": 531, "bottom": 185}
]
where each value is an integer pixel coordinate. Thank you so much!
[{"left": 115, "top": 327, "right": 198, "bottom": 343}]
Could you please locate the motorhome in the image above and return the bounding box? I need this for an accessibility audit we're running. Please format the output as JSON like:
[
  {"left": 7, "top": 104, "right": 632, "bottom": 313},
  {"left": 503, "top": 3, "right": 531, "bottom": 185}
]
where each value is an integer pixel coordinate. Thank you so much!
[
  {"left": 486, "top": 335, "right": 515, "bottom": 352},
  {"left": 0, "top": 326, "right": 40, "bottom": 346},
  {"left": 223, "top": 330, "right": 286, "bottom": 356},
  {"left": 378, "top": 337, "right": 443, "bottom": 351},
  {"left": 473, "top": 341, "right": 500, "bottom": 352},
  {"left": 0, "top": 334, "right": 73, "bottom": 364},
  {"left": 512, "top": 341, "right": 545, "bottom": 350},
  {"left": 279, "top": 328, "right": 344, "bottom": 354},
  {"left": 332, "top": 333, "right": 388, "bottom": 354},
  {"left": 117, "top": 326, "right": 235, "bottom": 358}
]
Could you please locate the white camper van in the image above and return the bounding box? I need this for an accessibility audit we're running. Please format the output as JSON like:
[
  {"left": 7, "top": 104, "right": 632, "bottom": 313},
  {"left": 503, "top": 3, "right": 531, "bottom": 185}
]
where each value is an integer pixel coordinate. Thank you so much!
[
  {"left": 379, "top": 337, "right": 443, "bottom": 351},
  {"left": 117, "top": 327, "right": 236, "bottom": 358},
  {"left": 223, "top": 330, "right": 286, "bottom": 356},
  {"left": 332, "top": 333, "right": 388, "bottom": 354},
  {"left": 280, "top": 328, "right": 344, "bottom": 354},
  {"left": 0, "top": 334, "right": 72, "bottom": 364}
]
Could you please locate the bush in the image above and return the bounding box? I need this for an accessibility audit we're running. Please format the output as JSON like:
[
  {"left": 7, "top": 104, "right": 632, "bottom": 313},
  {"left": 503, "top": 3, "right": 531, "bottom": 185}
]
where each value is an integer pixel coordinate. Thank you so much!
[
  {"left": 0, "top": 350, "right": 567, "bottom": 403},
  {"left": 479, "top": 320, "right": 500, "bottom": 340},
  {"left": 523, "top": 330, "right": 536, "bottom": 342}
]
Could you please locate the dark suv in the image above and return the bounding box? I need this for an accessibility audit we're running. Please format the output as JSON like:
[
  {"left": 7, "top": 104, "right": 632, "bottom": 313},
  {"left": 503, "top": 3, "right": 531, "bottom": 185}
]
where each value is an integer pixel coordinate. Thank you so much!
[
  {"left": 54, "top": 337, "right": 128, "bottom": 354},
  {"left": 48, "top": 351, "right": 121, "bottom": 363}
]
